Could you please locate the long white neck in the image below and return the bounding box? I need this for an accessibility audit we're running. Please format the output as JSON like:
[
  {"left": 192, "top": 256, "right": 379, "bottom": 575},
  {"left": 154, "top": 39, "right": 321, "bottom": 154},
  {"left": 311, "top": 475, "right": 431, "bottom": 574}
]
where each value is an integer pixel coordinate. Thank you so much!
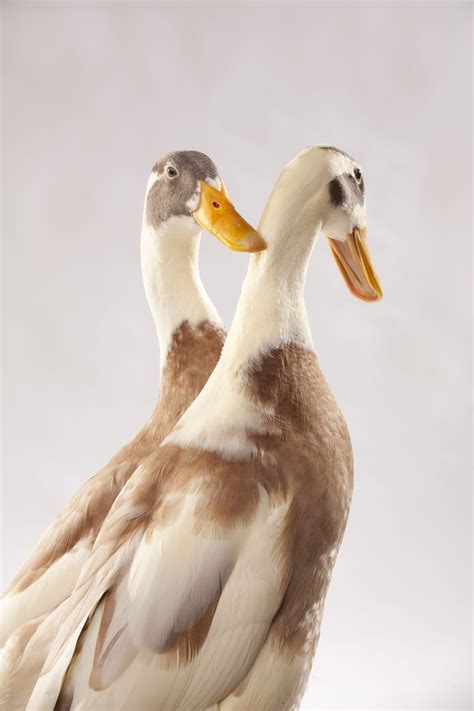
[
  {"left": 215, "top": 215, "right": 319, "bottom": 372},
  {"left": 214, "top": 156, "right": 330, "bottom": 371},
  {"left": 141, "top": 215, "right": 221, "bottom": 363},
  {"left": 165, "top": 155, "right": 329, "bottom": 458}
]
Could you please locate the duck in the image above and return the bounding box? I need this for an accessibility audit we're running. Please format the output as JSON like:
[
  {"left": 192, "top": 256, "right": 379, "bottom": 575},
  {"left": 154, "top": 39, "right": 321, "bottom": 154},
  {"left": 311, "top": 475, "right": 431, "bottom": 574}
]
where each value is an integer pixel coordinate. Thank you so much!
[
  {"left": 0, "top": 151, "right": 264, "bottom": 702},
  {"left": 23, "top": 144, "right": 382, "bottom": 711}
]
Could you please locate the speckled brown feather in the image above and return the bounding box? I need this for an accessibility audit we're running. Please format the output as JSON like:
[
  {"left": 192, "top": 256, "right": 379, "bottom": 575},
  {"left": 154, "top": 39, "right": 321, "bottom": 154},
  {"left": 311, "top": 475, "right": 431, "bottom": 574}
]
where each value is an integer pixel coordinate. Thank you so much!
[
  {"left": 15, "top": 339, "right": 352, "bottom": 709},
  {"left": 244, "top": 344, "right": 353, "bottom": 658},
  {"left": 6, "top": 320, "right": 225, "bottom": 596},
  {"left": 77, "top": 341, "right": 352, "bottom": 692}
]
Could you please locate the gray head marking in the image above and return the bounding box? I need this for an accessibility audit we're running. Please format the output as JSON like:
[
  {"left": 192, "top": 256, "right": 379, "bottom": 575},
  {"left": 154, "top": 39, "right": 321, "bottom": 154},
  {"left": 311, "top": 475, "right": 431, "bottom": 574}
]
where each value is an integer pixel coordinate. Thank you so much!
[
  {"left": 146, "top": 151, "right": 219, "bottom": 229},
  {"left": 319, "top": 145, "right": 355, "bottom": 161}
]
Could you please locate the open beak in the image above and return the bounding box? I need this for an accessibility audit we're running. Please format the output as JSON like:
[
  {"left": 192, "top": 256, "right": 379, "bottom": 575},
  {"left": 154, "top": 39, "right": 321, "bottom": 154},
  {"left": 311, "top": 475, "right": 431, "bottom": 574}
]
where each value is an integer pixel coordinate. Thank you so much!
[
  {"left": 193, "top": 181, "right": 266, "bottom": 253},
  {"left": 328, "top": 227, "right": 383, "bottom": 302}
]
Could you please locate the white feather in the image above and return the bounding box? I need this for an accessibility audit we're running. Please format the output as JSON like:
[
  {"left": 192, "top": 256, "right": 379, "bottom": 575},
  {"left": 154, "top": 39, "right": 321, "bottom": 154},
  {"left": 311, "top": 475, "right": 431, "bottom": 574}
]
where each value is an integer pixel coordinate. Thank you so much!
[
  {"left": 141, "top": 215, "right": 222, "bottom": 361},
  {"left": 0, "top": 544, "right": 90, "bottom": 646},
  {"left": 27, "top": 485, "right": 289, "bottom": 710}
]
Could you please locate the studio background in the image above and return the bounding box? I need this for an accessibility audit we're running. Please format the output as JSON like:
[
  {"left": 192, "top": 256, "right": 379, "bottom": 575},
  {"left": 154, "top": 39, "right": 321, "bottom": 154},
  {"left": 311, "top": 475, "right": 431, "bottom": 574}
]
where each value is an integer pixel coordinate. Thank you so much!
[{"left": 1, "top": 2, "right": 472, "bottom": 708}]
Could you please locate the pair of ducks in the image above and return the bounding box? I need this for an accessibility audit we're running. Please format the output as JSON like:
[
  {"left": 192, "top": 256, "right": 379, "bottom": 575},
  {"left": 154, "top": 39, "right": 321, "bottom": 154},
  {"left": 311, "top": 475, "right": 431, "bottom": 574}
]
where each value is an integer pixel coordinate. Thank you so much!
[{"left": 1, "top": 146, "right": 382, "bottom": 710}]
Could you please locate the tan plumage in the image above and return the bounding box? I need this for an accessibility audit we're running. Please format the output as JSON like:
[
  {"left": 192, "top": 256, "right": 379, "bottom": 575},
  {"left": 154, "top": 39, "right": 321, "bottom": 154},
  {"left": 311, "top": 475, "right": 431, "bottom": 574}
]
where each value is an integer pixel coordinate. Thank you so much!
[
  {"left": 0, "top": 322, "right": 225, "bottom": 709},
  {"left": 7, "top": 145, "right": 382, "bottom": 710},
  {"left": 1, "top": 150, "right": 265, "bottom": 709},
  {"left": 4, "top": 321, "right": 225, "bottom": 603}
]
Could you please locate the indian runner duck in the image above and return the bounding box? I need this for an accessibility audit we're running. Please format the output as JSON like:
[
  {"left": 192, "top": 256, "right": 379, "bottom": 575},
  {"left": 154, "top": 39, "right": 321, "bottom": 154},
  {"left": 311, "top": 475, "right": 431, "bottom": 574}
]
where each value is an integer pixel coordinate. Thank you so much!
[
  {"left": 0, "top": 151, "right": 264, "bottom": 687},
  {"left": 22, "top": 145, "right": 381, "bottom": 711}
]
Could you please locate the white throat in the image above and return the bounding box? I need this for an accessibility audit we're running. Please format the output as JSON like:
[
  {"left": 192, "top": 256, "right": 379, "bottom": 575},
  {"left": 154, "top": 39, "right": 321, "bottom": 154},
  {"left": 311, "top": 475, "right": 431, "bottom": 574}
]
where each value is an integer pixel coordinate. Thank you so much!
[
  {"left": 205, "top": 150, "right": 334, "bottom": 372},
  {"left": 141, "top": 212, "right": 221, "bottom": 363},
  {"left": 165, "top": 152, "right": 330, "bottom": 458}
]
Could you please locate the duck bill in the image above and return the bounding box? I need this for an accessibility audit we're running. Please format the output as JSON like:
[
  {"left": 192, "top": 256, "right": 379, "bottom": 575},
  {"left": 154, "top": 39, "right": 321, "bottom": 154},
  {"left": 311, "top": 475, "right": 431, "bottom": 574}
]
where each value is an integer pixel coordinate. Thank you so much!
[
  {"left": 328, "top": 227, "right": 383, "bottom": 302},
  {"left": 193, "top": 181, "right": 266, "bottom": 253}
]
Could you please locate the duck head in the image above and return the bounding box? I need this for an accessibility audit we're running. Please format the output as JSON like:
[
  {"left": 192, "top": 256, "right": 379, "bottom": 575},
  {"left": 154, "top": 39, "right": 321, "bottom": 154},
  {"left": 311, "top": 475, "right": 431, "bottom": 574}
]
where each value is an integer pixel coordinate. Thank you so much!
[
  {"left": 145, "top": 150, "right": 266, "bottom": 253},
  {"left": 260, "top": 145, "right": 382, "bottom": 302},
  {"left": 320, "top": 147, "right": 382, "bottom": 302}
]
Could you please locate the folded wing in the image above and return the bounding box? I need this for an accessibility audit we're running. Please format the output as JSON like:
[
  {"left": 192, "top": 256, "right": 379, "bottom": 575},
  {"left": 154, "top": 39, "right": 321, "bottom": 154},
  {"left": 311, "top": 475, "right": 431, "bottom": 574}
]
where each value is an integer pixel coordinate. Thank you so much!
[{"left": 27, "top": 465, "right": 291, "bottom": 711}]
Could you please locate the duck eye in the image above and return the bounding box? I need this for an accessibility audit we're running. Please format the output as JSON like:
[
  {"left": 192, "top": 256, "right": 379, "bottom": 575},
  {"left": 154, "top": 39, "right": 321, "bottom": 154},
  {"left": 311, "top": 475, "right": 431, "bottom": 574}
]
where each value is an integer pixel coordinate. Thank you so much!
[
  {"left": 166, "top": 166, "right": 178, "bottom": 178},
  {"left": 354, "top": 168, "right": 362, "bottom": 182},
  {"left": 212, "top": 201, "right": 221, "bottom": 209}
]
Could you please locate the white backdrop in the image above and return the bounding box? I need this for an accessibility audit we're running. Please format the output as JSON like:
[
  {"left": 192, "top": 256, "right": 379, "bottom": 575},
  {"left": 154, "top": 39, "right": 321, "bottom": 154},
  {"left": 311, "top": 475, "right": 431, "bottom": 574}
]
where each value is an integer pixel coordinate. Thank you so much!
[{"left": 1, "top": 2, "right": 472, "bottom": 708}]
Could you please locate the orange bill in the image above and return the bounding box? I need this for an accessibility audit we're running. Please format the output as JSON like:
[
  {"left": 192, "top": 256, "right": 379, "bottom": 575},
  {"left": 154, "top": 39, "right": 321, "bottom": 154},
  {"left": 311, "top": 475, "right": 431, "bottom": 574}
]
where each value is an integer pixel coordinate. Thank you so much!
[
  {"left": 328, "top": 227, "right": 383, "bottom": 302},
  {"left": 193, "top": 181, "right": 267, "bottom": 253}
]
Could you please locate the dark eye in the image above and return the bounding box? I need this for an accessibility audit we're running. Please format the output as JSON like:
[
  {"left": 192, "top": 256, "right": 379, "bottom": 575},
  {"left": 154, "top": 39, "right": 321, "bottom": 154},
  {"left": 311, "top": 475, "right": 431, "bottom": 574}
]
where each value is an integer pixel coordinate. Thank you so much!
[
  {"left": 166, "top": 166, "right": 178, "bottom": 178},
  {"left": 354, "top": 167, "right": 362, "bottom": 182},
  {"left": 212, "top": 201, "right": 221, "bottom": 209}
]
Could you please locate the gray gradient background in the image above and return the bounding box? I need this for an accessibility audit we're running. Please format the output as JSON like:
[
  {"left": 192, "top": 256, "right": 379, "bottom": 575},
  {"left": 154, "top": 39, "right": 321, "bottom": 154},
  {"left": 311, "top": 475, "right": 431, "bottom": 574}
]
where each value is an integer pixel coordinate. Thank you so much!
[{"left": 1, "top": 1, "right": 472, "bottom": 708}]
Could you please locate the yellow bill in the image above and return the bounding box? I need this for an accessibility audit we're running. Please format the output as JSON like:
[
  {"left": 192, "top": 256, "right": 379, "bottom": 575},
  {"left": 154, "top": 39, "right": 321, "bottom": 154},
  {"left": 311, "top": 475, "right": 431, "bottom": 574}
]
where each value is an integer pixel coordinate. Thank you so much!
[
  {"left": 328, "top": 227, "right": 383, "bottom": 302},
  {"left": 193, "top": 181, "right": 266, "bottom": 253}
]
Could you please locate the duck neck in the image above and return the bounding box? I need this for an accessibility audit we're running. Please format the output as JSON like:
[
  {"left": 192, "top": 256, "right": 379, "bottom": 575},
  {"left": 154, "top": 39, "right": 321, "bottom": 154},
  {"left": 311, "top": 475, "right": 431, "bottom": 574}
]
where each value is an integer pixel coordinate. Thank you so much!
[
  {"left": 141, "top": 215, "right": 221, "bottom": 364},
  {"left": 216, "top": 152, "right": 334, "bottom": 377},
  {"left": 216, "top": 205, "right": 322, "bottom": 374},
  {"left": 164, "top": 201, "right": 323, "bottom": 458}
]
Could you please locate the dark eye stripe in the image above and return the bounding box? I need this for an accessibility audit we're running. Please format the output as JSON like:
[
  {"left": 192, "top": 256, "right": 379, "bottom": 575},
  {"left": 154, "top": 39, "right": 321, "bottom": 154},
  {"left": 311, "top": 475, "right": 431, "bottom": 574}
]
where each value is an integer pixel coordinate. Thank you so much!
[
  {"left": 328, "top": 177, "right": 345, "bottom": 207},
  {"left": 329, "top": 173, "right": 365, "bottom": 207}
]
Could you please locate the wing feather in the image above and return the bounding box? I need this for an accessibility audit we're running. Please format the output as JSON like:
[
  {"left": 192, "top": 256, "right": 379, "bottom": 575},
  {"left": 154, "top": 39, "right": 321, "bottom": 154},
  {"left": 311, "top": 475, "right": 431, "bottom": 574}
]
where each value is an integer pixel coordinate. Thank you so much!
[
  {"left": 1, "top": 459, "right": 138, "bottom": 647},
  {"left": 27, "top": 474, "right": 291, "bottom": 710}
]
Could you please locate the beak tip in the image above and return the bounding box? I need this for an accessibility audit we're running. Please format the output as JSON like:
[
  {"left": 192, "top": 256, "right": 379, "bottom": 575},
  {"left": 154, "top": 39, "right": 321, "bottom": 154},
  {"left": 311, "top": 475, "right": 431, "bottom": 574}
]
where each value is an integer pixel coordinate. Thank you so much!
[
  {"left": 240, "top": 230, "right": 267, "bottom": 253},
  {"left": 250, "top": 234, "right": 267, "bottom": 252},
  {"left": 359, "top": 288, "right": 383, "bottom": 303}
]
